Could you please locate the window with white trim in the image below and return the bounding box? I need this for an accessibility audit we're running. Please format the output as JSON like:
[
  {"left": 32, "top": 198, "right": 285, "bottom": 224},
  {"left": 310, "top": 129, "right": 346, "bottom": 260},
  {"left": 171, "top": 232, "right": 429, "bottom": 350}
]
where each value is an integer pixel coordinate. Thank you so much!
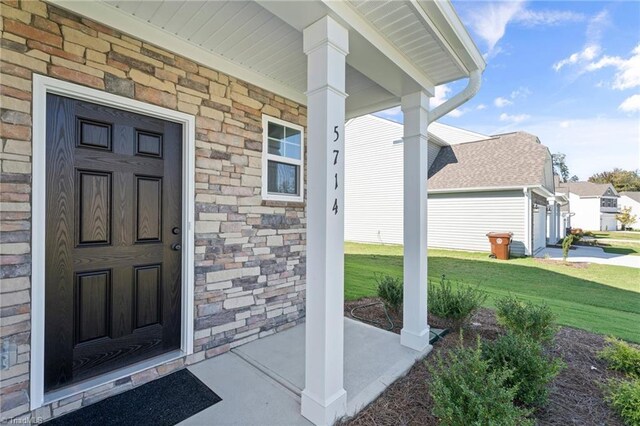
[{"left": 262, "top": 115, "right": 304, "bottom": 202}]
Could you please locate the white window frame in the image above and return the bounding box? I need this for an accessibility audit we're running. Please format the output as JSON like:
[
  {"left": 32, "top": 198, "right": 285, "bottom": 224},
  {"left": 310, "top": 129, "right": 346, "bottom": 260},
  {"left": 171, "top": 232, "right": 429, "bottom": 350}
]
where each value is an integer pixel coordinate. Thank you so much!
[{"left": 261, "top": 115, "right": 304, "bottom": 202}]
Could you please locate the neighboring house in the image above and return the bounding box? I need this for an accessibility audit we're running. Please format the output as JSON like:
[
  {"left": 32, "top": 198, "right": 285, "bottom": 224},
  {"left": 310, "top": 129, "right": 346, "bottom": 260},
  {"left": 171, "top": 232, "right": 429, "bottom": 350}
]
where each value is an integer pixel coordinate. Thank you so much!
[
  {"left": 618, "top": 192, "right": 640, "bottom": 229},
  {"left": 0, "top": 1, "right": 485, "bottom": 424},
  {"left": 557, "top": 181, "right": 620, "bottom": 231},
  {"left": 345, "top": 115, "right": 556, "bottom": 256}
]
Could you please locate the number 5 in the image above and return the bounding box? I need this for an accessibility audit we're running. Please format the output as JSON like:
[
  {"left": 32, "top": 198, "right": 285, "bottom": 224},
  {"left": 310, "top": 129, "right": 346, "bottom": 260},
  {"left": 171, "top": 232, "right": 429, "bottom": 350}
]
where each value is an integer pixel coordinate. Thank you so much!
[{"left": 333, "top": 126, "right": 339, "bottom": 142}]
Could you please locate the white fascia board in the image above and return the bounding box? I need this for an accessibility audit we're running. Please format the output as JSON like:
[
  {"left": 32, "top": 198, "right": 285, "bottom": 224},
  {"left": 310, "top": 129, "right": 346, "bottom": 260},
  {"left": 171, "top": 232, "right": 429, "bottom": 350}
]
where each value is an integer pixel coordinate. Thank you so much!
[
  {"left": 50, "top": 0, "right": 307, "bottom": 105},
  {"left": 531, "top": 185, "right": 555, "bottom": 198},
  {"left": 429, "top": 185, "right": 530, "bottom": 194},
  {"left": 321, "top": 0, "right": 435, "bottom": 95},
  {"left": 429, "top": 185, "right": 556, "bottom": 197}
]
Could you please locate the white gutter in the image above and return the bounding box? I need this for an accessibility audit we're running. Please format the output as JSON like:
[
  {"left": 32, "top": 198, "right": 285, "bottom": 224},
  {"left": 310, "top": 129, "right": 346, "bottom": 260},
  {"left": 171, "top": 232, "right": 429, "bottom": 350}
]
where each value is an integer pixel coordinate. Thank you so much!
[
  {"left": 429, "top": 184, "right": 553, "bottom": 195},
  {"left": 429, "top": 69, "right": 482, "bottom": 122}
]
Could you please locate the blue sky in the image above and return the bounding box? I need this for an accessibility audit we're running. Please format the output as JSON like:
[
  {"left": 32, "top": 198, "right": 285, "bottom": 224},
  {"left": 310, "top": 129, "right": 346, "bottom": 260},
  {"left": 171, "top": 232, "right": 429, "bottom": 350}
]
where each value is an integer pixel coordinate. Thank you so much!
[{"left": 376, "top": 1, "right": 640, "bottom": 180}]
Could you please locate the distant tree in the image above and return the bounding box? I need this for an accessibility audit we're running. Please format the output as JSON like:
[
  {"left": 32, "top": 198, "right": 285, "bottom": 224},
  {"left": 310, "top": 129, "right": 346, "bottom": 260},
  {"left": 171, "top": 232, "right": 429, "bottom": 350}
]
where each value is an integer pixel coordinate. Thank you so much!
[
  {"left": 588, "top": 168, "right": 640, "bottom": 192},
  {"left": 617, "top": 207, "right": 637, "bottom": 230},
  {"left": 569, "top": 175, "right": 579, "bottom": 182},
  {"left": 552, "top": 153, "right": 570, "bottom": 182}
]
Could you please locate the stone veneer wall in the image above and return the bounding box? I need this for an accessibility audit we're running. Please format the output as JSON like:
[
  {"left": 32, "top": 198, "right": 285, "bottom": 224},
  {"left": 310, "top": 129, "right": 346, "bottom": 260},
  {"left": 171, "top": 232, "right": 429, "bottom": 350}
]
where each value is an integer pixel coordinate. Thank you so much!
[{"left": 0, "top": 0, "right": 307, "bottom": 421}]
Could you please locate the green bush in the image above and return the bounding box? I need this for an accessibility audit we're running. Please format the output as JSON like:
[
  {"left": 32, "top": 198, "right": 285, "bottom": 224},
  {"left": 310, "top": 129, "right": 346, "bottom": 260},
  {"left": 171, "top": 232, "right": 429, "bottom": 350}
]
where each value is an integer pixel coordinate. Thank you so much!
[
  {"left": 562, "top": 234, "right": 574, "bottom": 260},
  {"left": 428, "top": 275, "right": 487, "bottom": 322},
  {"left": 599, "top": 337, "right": 640, "bottom": 379},
  {"left": 495, "top": 296, "right": 558, "bottom": 343},
  {"left": 603, "top": 378, "right": 640, "bottom": 426},
  {"left": 482, "top": 332, "right": 564, "bottom": 407},
  {"left": 375, "top": 273, "right": 403, "bottom": 314},
  {"left": 428, "top": 337, "right": 534, "bottom": 426}
]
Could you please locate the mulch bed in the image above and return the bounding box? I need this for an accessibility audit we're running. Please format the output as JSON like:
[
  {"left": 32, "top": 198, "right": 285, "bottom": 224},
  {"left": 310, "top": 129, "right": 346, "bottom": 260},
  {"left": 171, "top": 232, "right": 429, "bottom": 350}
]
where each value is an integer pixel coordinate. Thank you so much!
[{"left": 341, "top": 299, "right": 625, "bottom": 426}]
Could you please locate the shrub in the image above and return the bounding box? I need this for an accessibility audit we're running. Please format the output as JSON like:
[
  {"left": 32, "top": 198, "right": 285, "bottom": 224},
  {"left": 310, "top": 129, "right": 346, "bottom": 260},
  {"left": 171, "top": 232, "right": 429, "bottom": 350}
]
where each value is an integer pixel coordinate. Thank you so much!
[
  {"left": 495, "top": 296, "right": 558, "bottom": 343},
  {"left": 375, "top": 273, "right": 403, "bottom": 314},
  {"left": 428, "top": 337, "right": 534, "bottom": 426},
  {"left": 603, "top": 378, "right": 640, "bottom": 426},
  {"left": 483, "top": 332, "right": 564, "bottom": 407},
  {"left": 428, "top": 275, "right": 487, "bottom": 322},
  {"left": 562, "top": 234, "right": 574, "bottom": 260},
  {"left": 599, "top": 337, "right": 640, "bottom": 379}
]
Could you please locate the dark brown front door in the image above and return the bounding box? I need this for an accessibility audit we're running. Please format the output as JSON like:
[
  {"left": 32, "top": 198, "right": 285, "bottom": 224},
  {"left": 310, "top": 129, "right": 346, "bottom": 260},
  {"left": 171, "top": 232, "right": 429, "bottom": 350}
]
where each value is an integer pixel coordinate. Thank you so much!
[{"left": 45, "top": 94, "right": 183, "bottom": 392}]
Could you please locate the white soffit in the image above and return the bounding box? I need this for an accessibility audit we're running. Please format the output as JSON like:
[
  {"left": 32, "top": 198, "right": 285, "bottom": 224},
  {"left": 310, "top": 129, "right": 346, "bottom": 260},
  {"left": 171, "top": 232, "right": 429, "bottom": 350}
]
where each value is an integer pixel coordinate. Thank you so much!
[{"left": 52, "top": 0, "right": 478, "bottom": 113}]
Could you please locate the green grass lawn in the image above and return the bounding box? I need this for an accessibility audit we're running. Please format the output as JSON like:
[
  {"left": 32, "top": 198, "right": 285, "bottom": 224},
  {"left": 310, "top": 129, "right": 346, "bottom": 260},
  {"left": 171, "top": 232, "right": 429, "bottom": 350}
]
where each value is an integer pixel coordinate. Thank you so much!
[
  {"left": 344, "top": 242, "right": 640, "bottom": 343},
  {"left": 591, "top": 231, "right": 640, "bottom": 241},
  {"left": 600, "top": 241, "right": 640, "bottom": 256}
]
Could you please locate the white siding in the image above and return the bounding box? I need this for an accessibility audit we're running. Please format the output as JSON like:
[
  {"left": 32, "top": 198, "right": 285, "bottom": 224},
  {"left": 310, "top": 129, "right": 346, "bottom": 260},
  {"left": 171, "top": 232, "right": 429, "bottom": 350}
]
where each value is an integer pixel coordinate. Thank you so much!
[
  {"left": 344, "top": 115, "right": 441, "bottom": 245},
  {"left": 568, "top": 194, "right": 601, "bottom": 230},
  {"left": 428, "top": 191, "right": 527, "bottom": 256},
  {"left": 345, "top": 116, "right": 404, "bottom": 245},
  {"left": 619, "top": 195, "right": 640, "bottom": 228}
]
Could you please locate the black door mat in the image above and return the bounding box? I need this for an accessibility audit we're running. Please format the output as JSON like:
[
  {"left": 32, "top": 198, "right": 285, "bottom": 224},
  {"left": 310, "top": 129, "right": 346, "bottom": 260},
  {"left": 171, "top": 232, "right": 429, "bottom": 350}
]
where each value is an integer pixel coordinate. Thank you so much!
[{"left": 45, "top": 369, "right": 221, "bottom": 426}]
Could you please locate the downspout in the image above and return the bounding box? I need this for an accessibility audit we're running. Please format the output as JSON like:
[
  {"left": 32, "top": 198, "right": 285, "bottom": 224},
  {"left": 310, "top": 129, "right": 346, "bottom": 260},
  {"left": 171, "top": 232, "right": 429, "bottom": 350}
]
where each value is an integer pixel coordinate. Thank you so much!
[{"left": 429, "top": 69, "right": 482, "bottom": 121}]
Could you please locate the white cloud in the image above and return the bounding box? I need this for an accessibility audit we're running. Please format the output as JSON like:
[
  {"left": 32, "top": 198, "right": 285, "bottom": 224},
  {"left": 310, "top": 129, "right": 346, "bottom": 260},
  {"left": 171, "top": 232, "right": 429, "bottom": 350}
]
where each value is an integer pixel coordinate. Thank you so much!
[
  {"left": 430, "top": 84, "right": 466, "bottom": 118},
  {"left": 494, "top": 97, "right": 513, "bottom": 108},
  {"left": 552, "top": 10, "right": 610, "bottom": 71},
  {"left": 476, "top": 104, "right": 487, "bottom": 110},
  {"left": 463, "top": 1, "right": 525, "bottom": 55},
  {"left": 519, "top": 117, "right": 639, "bottom": 179},
  {"left": 461, "top": 1, "right": 585, "bottom": 56},
  {"left": 559, "top": 120, "right": 572, "bottom": 128},
  {"left": 514, "top": 9, "right": 585, "bottom": 27},
  {"left": 586, "top": 45, "right": 640, "bottom": 90},
  {"left": 619, "top": 94, "right": 640, "bottom": 113},
  {"left": 499, "top": 113, "right": 531, "bottom": 123},
  {"left": 553, "top": 44, "right": 601, "bottom": 71},
  {"left": 510, "top": 87, "right": 532, "bottom": 99}
]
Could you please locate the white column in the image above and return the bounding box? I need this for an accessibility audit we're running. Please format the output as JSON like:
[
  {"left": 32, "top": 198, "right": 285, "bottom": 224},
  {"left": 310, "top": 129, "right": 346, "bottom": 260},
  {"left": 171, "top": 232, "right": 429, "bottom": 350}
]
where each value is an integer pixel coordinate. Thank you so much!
[
  {"left": 401, "top": 91, "right": 431, "bottom": 352},
  {"left": 548, "top": 199, "right": 557, "bottom": 242},
  {"left": 301, "top": 16, "right": 349, "bottom": 426}
]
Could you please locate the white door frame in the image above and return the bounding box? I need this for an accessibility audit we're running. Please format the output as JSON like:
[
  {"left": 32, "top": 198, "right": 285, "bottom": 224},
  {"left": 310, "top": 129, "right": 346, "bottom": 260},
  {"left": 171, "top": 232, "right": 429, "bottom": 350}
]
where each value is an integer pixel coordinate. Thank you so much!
[{"left": 31, "top": 75, "right": 196, "bottom": 409}]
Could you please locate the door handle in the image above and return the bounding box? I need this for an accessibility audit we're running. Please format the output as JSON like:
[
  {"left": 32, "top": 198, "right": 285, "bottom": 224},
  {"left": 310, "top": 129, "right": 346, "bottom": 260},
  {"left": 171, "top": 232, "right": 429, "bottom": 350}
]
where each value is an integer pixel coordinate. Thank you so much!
[{"left": 171, "top": 243, "right": 182, "bottom": 251}]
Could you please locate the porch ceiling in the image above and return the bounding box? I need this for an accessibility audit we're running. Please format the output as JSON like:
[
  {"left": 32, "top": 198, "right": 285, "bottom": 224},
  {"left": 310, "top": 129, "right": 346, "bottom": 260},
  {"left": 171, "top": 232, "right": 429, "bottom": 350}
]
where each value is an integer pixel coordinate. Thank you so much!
[{"left": 53, "top": 0, "right": 483, "bottom": 116}]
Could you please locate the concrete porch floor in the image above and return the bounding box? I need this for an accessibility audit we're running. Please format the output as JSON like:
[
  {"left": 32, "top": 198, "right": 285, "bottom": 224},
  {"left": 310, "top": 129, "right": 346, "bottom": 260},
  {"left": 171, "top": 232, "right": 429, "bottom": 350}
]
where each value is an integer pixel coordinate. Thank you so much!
[{"left": 181, "top": 318, "right": 434, "bottom": 425}]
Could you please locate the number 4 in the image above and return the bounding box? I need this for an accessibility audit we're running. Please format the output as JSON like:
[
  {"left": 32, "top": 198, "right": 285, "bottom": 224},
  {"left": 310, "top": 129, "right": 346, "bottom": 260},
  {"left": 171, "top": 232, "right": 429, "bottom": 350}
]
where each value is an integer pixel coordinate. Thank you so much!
[{"left": 332, "top": 199, "right": 338, "bottom": 215}]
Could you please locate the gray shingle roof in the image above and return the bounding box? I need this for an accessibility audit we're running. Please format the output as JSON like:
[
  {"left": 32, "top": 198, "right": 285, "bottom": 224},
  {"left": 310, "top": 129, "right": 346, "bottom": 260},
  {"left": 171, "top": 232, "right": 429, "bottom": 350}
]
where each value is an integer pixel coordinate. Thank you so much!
[
  {"left": 427, "top": 132, "right": 551, "bottom": 191},
  {"left": 556, "top": 181, "right": 618, "bottom": 197},
  {"left": 620, "top": 191, "right": 640, "bottom": 202}
]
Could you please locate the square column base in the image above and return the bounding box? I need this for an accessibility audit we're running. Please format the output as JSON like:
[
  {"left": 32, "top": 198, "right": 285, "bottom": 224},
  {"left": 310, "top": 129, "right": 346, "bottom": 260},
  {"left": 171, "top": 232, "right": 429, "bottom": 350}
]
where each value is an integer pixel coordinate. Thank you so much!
[
  {"left": 301, "top": 388, "right": 347, "bottom": 426},
  {"left": 401, "top": 327, "right": 431, "bottom": 352}
]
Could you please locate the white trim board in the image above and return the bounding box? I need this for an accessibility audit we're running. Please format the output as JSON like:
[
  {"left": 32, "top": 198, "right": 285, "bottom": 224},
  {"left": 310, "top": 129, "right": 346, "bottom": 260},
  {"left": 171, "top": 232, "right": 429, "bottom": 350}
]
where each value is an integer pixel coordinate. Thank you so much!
[{"left": 31, "top": 75, "right": 196, "bottom": 410}]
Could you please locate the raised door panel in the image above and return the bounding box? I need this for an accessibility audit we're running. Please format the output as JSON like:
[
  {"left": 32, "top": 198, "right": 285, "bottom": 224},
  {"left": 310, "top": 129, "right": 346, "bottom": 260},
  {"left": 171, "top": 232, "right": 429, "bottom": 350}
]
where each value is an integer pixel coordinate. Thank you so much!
[
  {"left": 136, "top": 176, "right": 162, "bottom": 242},
  {"left": 134, "top": 264, "right": 162, "bottom": 329},
  {"left": 77, "top": 171, "right": 111, "bottom": 245},
  {"left": 76, "top": 270, "right": 111, "bottom": 343},
  {"left": 77, "top": 118, "right": 111, "bottom": 150}
]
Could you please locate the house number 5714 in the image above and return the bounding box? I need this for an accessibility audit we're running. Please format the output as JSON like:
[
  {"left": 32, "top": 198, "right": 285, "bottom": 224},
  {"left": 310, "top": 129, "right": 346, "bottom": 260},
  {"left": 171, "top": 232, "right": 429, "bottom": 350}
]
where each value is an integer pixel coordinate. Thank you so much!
[{"left": 332, "top": 125, "right": 340, "bottom": 215}]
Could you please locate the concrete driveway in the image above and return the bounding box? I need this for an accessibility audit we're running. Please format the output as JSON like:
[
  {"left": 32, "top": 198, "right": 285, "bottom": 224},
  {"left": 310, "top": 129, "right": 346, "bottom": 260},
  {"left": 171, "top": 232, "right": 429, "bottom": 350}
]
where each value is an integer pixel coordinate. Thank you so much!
[{"left": 537, "top": 245, "right": 640, "bottom": 269}]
